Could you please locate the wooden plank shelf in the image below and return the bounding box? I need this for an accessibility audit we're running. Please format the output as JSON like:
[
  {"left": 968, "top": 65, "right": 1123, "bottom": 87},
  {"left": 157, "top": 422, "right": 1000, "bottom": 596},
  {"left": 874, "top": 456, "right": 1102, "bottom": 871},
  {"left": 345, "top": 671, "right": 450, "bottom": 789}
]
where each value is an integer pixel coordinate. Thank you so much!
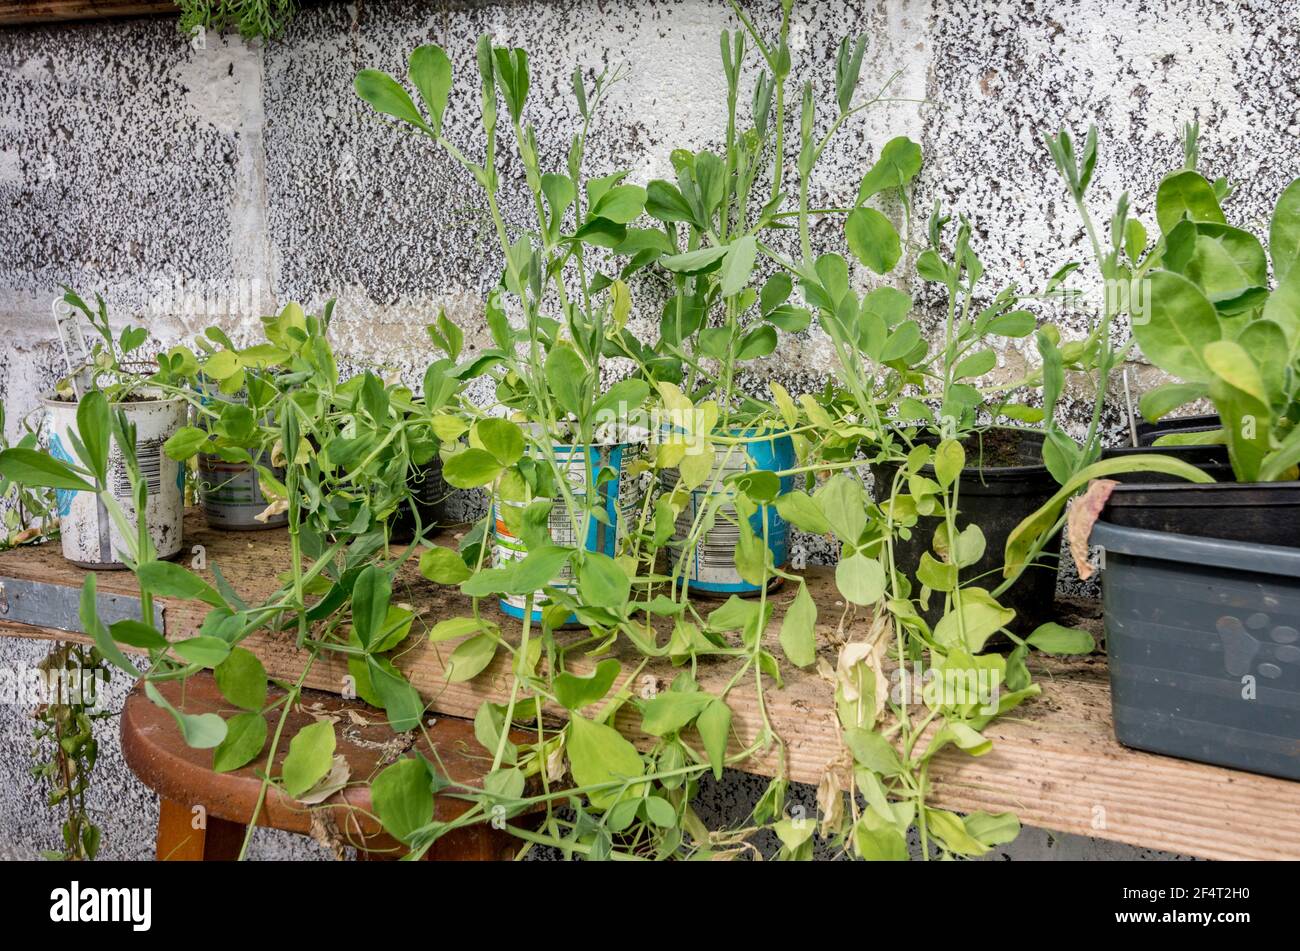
[
  {"left": 0, "top": 1, "right": 179, "bottom": 26},
  {"left": 1, "top": 510, "right": 1297, "bottom": 860}
]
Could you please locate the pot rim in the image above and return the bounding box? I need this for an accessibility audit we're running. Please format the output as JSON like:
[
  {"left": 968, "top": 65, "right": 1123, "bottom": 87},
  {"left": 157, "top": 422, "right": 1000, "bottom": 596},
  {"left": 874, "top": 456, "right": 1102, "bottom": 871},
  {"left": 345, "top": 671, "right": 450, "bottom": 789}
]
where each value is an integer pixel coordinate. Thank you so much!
[
  {"left": 882, "top": 425, "right": 1050, "bottom": 478},
  {"left": 1092, "top": 519, "right": 1300, "bottom": 577},
  {"left": 1106, "top": 479, "right": 1300, "bottom": 501},
  {"left": 42, "top": 387, "right": 186, "bottom": 410}
]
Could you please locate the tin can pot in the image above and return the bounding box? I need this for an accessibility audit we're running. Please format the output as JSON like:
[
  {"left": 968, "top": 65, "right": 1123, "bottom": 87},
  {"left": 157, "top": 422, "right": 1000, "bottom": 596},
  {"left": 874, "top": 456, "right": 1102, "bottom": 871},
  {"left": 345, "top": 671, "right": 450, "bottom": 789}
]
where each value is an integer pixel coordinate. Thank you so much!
[
  {"left": 493, "top": 441, "right": 648, "bottom": 623},
  {"left": 44, "top": 390, "right": 186, "bottom": 568},
  {"left": 195, "top": 380, "right": 286, "bottom": 531},
  {"left": 661, "top": 429, "right": 796, "bottom": 598}
]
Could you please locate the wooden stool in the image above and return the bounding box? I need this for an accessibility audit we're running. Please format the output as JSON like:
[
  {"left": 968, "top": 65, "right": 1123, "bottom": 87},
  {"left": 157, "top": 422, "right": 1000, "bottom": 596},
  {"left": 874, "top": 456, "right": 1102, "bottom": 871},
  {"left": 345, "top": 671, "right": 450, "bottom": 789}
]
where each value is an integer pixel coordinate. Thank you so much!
[{"left": 121, "top": 672, "right": 534, "bottom": 861}]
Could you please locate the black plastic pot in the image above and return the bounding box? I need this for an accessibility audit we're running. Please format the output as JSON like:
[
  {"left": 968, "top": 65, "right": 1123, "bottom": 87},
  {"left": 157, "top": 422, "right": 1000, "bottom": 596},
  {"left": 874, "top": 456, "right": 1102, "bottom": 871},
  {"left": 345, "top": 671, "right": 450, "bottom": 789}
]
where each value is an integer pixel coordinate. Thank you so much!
[
  {"left": 870, "top": 428, "right": 1061, "bottom": 634},
  {"left": 1101, "top": 414, "right": 1233, "bottom": 483},
  {"left": 1091, "top": 520, "right": 1300, "bottom": 780},
  {"left": 388, "top": 458, "right": 450, "bottom": 544},
  {"left": 1102, "top": 481, "right": 1300, "bottom": 544}
]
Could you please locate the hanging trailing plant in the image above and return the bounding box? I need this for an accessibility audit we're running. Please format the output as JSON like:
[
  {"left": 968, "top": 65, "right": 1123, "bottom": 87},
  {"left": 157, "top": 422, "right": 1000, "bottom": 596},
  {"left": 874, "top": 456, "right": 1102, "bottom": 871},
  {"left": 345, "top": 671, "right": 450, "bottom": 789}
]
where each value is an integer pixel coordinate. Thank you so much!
[{"left": 174, "top": 0, "right": 297, "bottom": 42}]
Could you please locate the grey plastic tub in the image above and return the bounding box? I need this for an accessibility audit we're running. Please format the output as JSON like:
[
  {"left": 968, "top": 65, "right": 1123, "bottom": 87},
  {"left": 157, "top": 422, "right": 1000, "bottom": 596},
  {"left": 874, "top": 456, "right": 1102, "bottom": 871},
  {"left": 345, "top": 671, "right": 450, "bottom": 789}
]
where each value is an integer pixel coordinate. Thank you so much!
[{"left": 1092, "top": 520, "right": 1300, "bottom": 780}]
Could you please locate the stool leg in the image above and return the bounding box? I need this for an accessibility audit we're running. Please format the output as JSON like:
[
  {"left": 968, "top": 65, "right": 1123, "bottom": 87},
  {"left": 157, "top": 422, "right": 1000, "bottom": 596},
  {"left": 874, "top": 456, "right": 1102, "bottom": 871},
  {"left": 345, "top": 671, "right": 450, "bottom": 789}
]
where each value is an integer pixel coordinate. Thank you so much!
[{"left": 156, "top": 798, "right": 244, "bottom": 861}]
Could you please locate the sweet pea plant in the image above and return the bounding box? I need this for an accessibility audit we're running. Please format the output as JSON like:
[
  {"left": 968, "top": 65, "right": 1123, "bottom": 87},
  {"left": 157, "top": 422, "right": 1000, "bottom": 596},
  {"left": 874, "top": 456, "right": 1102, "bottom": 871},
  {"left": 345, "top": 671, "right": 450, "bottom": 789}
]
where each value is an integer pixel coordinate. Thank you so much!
[
  {"left": 1130, "top": 127, "right": 1300, "bottom": 481},
  {"left": 1, "top": 2, "right": 1219, "bottom": 864},
  {"left": 347, "top": 3, "right": 1071, "bottom": 860}
]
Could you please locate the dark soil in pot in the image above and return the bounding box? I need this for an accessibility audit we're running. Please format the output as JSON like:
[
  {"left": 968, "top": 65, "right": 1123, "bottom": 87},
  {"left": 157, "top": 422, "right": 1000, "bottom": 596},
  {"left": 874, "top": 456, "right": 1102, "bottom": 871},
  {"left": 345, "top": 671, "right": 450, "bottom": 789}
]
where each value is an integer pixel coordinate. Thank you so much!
[{"left": 870, "top": 427, "right": 1061, "bottom": 635}]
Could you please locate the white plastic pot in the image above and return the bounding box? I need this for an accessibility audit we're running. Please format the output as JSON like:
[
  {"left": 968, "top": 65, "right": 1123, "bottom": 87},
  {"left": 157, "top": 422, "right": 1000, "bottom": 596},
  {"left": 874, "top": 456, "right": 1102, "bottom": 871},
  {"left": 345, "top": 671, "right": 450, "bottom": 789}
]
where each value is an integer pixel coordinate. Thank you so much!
[{"left": 44, "top": 391, "right": 187, "bottom": 568}]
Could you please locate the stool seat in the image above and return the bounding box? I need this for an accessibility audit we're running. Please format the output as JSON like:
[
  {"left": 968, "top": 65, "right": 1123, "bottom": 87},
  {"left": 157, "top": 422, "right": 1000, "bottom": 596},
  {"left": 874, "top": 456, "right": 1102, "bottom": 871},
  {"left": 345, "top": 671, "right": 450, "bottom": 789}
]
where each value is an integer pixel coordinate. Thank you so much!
[{"left": 121, "top": 672, "right": 534, "bottom": 860}]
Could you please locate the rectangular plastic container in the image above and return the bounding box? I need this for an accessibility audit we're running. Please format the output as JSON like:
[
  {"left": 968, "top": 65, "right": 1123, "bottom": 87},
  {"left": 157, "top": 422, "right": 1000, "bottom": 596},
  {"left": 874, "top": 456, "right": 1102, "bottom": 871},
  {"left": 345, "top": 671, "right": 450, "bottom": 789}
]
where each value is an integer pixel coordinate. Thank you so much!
[{"left": 1091, "top": 520, "right": 1300, "bottom": 780}]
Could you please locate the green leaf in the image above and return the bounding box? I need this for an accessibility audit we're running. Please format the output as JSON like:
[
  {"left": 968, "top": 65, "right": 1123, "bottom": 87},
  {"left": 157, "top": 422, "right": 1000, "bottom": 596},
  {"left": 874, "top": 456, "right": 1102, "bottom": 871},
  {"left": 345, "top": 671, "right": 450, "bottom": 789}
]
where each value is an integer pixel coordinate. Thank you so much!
[
  {"left": 953, "top": 348, "right": 996, "bottom": 380},
  {"left": 719, "top": 235, "right": 758, "bottom": 297},
  {"left": 428, "top": 616, "right": 489, "bottom": 643},
  {"left": 0, "top": 448, "right": 93, "bottom": 492},
  {"left": 445, "top": 633, "right": 498, "bottom": 683},
  {"left": 774, "top": 491, "right": 831, "bottom": 535},
  {"left": 354, "top": 69, "right": 426, "bottom": 129},
  {"left": 366, "top": 655, "right": 425, "bottom": 730},
  {"left": 1026, "top": 622, "right": 1096, "bottom": 655},
  {"left": 163, "top": 425, "right": 209, "bottom": 461},
  {"left": 932, "top": 721, "right": 992, "bottom": 756},
  {"left": 846, "top": 207, "right": 901, "bottom": 275},
  {"left": 760, "top": 273, "right": 792, "bottom": 315},
  {"left": 567, "top": 713, "right": 646, "bottom": 810},
  {"left": 643, "top": 795, "right": 678, "bottom": 828},
  {"left": 735, "top": 325, "right": 777, "bottom": 360},
  {"left": 214, "top": 647, "right": 268, "bottom": 710},
  {"left": 917, "top": 551, "right": 957, "bottom": 592},
  {"left": 419, "top": 546, "right": 471, "bottom": 584},
  {"left": 76, "top": 390, "right": 110, "bottom": 483},
  {"left": 856, "top": 136, "right": 922, "bottom": 202},
  {"left": 660, "top": 245, "right": 729, "bottom": 275},
  {"left": 367, "top": 605, "right": 414, "bottom": 654},
  {"left": 1270, "top": 178, "right": 1300, "bottom": 282},
  {"left": 281, "top": 720, "right": 335, "bottom": 798},
  {"left": 1180, "top": 223, "right": 1267, "bottom": 305},
  {"left": 645, "top": 179, "right": 697, "bottom": 225},
  {"left": 1155, "top": 170, "right": 1225, "bottom": 234},
  {"left": 843, "top": 726, "right": 903, "bottom": 776},
  {"left": 545, "top": 347, "right": 586, "bottom": 418},
  {"left": 816, "top": 475, "right": 867, "bottom": 544},
  {"left": 964, "top": 811, "right": 1021, "bottom": 847},
  {"left": 108, "top": 618, "right": 167, "bottom": 651},
  {"left": 1138, "top": 381, "right": 1207, "bottom": 422},
  {"left": 835, "top": 552, "right": 886, "bottom": 606},
  {"left": 926, "top": 807, "right": 990, "bottom": 857},
  {"left": 1133, "top": 271, "right": 1220, "bottom": 383},
  {"left": 136, "top": 561, "right": 225, "bottom": 609},
  {"left": 779, "top": 580, "right": 817, "bottom": 668},
  {"left": 443, "top": 448, "right": 503, "bottom": 488},
  {"left": 507, "top": 545, "right": 574, "bottom": 596},
  {"left": 591, "top": 184, "right": 646, "bottom": 224},
  {"left": 475, "top": 418, "right": 525, "bottom": 466},
  {"left": 697, "top": 699, "right": 731, "bottom": 780},
  {"left": 144, "top": 680, "right": 227, "bottom": 750},
  {"left": 933, "top": 588, "right": 1014, "bottom": 653},
  {"left": 576, "top": 551, "right": 629, "bottom": 610},
  {"left": 1205, "top": 339, "right": 1272, "bottom": 482},
  {"left": 932, "top": 439, "right": 964, "bottom": 488},
  {"left": 985, "top": 310, "right": 1036, "bottom": 337},
  {"left": 351, "top": 564, "right": 392, "bottom": 651},
  {"left": 639, "top": 691, "right": 714, "bottom": 736},
  {"left": 212, "top": 712, "right": 266, "bottom": 773},
  {"left": 592, "top": 379, "right": 650, "bottom": 418},
  {"left": 172, "top": 635, "right": 230, "bottom": 669},
  {"left": 1004, "top": 455, "right": 1214, "bottom": 577},
  {"left": 554, "top": 658, "right": 621, "bottom": 711},
  {"left": 408, "top": 45, "right": 452, "bottom": 135},
  {"left": 371, "top": 757, "right": 434, "bottom": 843}
]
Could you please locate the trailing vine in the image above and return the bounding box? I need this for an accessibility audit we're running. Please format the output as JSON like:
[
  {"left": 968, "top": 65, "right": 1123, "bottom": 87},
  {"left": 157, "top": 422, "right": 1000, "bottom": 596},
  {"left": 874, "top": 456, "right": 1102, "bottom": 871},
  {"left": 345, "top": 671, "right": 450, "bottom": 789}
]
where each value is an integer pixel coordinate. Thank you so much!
[{"left": 174, "top": 0, "right": 297, "bottom": 42}]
